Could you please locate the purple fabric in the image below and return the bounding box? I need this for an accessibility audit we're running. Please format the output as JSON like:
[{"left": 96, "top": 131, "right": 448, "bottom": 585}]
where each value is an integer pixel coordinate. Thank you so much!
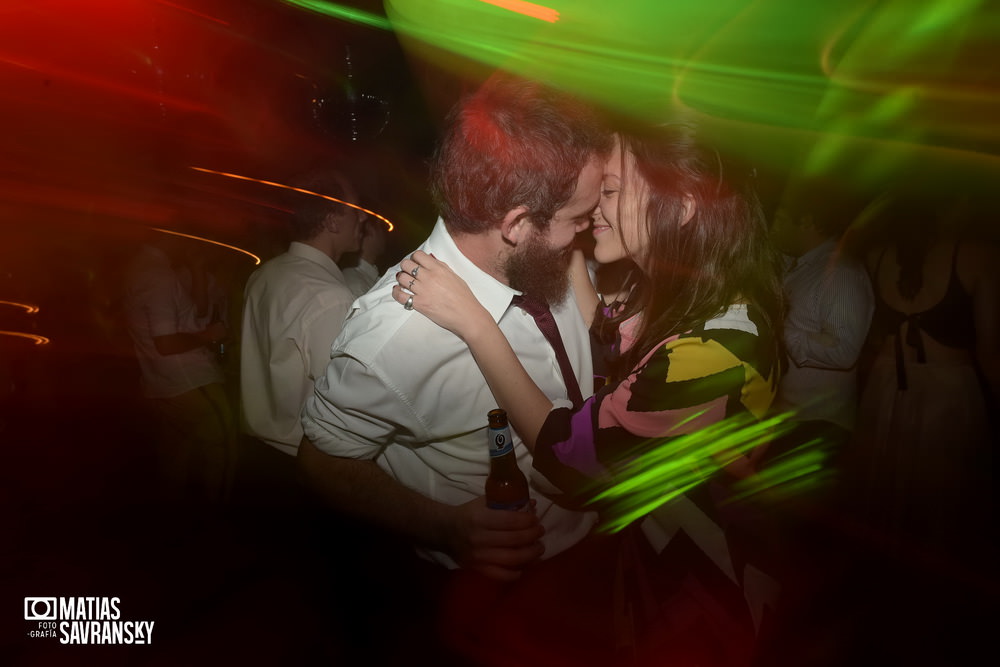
[{"left": 550, "top": 396, "right": 606, "bottom": 477}]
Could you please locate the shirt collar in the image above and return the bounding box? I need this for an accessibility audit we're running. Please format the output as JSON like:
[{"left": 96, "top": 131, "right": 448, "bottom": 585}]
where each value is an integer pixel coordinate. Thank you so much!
[
  {"left": 796, "top": 239, "right": 837, "bottom": 268},
  {"left": 288, "top": 241, "right": 345, "bottom": 280},
  {"left": 423, "top": 218, "right": 519, "bottom": 323}
]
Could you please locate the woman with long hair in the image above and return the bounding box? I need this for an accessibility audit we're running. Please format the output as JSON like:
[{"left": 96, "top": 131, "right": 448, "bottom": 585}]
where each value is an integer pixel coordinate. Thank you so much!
[{"left": 392, "top": 119, "right": 785, "bottom": 664}]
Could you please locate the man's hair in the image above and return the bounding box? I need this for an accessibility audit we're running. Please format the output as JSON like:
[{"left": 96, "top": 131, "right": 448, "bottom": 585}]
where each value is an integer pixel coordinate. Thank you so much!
[
  {"left": 287, "top": 169, "right": 357, "bottom": 242},
  {"left": 430, "top": 72, "right": 611, "bottom": 235},
  {"left": 780, "top": 176, "right": 859, "bottom": 239}
]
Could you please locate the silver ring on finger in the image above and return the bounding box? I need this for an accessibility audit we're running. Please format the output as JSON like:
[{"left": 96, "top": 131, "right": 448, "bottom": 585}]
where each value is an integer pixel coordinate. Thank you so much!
[
  {"left": 408, "top": 278, "right": 415, "bottom": 290},
  {"left": 403, "top": 295, "right": 414, "bottom": 311},
  {"left": 410, "top": 265, "right": 419, "bottom": 278}
]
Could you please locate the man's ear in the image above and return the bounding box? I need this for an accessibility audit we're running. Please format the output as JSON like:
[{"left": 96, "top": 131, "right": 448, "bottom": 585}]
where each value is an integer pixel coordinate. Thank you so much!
[
  {"left": 322, "top": 211, "right": 340, "bottom": 234},
  {"left": 499, "top": 206, "right": 531, "bottom": 245},
  {"left": 680, "top": 194, "right": 697, "bottom": 226}
]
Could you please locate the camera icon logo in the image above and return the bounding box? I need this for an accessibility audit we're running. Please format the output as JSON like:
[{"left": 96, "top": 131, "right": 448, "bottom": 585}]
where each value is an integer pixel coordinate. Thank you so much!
[{"left": 24, "top": 597, "right": 57, "bottom": 621}]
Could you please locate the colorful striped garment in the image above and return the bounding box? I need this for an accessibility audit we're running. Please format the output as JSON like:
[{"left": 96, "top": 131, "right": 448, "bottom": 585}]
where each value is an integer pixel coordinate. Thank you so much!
[{"left": 533, "top": 303, "right": 780, "bottom": 510}]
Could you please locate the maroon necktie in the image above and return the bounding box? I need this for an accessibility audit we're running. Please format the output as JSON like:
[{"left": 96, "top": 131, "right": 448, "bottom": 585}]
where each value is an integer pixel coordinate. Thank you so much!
[{"left": 512, "top": 294, "right": 584, "bottom": 409}]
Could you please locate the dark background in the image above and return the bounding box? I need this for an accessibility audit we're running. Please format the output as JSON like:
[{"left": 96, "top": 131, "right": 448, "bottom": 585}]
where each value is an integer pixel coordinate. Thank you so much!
[{"left": 0, "top": 2, "right": 449, "bottom": 664}]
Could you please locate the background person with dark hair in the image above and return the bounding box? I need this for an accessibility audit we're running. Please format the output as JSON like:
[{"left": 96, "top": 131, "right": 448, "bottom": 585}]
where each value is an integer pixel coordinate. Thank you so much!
[
  {"left": 238, "top": 169, "right": 364, "bottom": 494},
  {"left": 233, "top": 168, "right": 366, "bottom": 660},
  {"left": 849, "top": 190, "right": 998, "bottom": 554},
  {"left": 769, "top": 179, "right": 874, "bottom": 445},
  {"left": 123, "top": 222, "right": 235, "bottom": 510},
  {"left": 342, "top": 214, "right": 389, "bottom": 297}
]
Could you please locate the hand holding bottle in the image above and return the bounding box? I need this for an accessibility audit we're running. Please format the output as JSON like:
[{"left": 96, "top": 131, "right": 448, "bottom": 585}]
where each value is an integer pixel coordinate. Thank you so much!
[{"left": 445, "top": 496, "right": 544, "bottom": 581}]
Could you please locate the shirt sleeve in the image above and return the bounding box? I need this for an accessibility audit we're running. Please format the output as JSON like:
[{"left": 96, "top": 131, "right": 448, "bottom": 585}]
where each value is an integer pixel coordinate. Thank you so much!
[
  {"left": 785, "top": 264, "right": 874, "bottom": 370},
  {"left": 532, "top": 333, "right": 750, "bottom": 501},
  {"left": 301, "top": 296, "right": 354, "bottom": 384},
  {"left": 301, "top": 351, "right": 414, "bottom": 461},
  {"left": 343, "top": 260, "right": 380, "bottom": 298},
  {"left": 132, "top": 266, "right": 185, "bottom": 339}
]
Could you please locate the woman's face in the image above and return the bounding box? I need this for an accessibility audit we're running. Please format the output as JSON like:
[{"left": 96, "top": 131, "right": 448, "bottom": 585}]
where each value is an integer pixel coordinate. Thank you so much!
[{"left": 593, "top": 139, "right": 647, "bottom": 266}]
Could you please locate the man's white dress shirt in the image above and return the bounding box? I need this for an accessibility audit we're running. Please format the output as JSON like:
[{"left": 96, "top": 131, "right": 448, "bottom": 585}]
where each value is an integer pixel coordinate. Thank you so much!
[
  {"left": 302, "top": 218, "right": 597, "bottom": 567},
  {"left": 777, "top": 239, "right": 874, "bottom": 430},
  {"left": 342, "top": 258, "right": 381, "bottom": 297},
  {"left": 124, "top": 244, "right": 224, "bottom": 399},
  {"left": 241, "top": 242, "right": 356, "bottom": 455}
]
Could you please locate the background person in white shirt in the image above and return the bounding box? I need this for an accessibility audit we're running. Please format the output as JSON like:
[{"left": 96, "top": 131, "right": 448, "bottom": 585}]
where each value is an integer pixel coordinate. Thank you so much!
[
  {"left": 123, "top": 224, "right": 233, "bottom": 508},
  {"left": 235, "top": 169, "right": 365, "bottom": 660},
  {"left": 342, "top": 214, "right": 389, "bottom": 297},
  {"left": 238, "top": 169, "right": 364, "bottom": 497},
  {"left": 769, "top": 179, "right": 874, "bottom": 444}
]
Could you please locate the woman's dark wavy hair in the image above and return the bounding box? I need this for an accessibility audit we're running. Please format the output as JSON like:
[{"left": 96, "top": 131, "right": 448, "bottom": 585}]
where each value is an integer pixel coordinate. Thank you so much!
[
  {"left": 597, "top": 120, "right": 785, "bottom": 380},
  {"left": 430, "top": 72, "right": 611, "bottom": 234}
]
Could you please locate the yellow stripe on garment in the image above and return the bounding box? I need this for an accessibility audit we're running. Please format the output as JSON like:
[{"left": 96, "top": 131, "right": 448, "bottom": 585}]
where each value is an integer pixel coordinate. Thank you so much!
[
  {"left": 659, "top": 336, "right": 742, "bottom": 383},
  {"left": 660, "top": 335, "right": 776, "bottom": 419},
  {"left": 742, "top": 365, "right": 778, "bottom": 420}
]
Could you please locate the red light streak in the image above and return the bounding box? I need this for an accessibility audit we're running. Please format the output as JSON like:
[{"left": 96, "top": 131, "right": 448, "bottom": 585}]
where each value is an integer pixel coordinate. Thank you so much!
[
  {"left": 152, "top": 0, "right": 231, "bottom": 26},
  {"left": 0, "top": 331, "right": 49, "bottom": 345},
  {"left": 0, "top": 53, "right": 213, "bottom": 116},
  {"left": 150, "top": 228, "right": 262, "bottom": 265},
  {"left": 0, "top": 300, "right": 40, "bottom": 314},
  {"left": 190, "top": 166, "right": 395, "bottom": 231},
  {"left": 479, "top": 0, "right": 559, "bottom": 23}
]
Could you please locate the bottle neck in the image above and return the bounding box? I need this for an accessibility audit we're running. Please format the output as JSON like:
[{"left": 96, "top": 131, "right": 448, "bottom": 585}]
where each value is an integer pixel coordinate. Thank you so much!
[{"left": 489, "top": 448, "right": 520, "bottom": 471}]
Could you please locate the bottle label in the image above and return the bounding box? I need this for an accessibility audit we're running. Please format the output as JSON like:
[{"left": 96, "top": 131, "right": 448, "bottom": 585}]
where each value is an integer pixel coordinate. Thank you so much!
[
  {"left": 488, "top": 426, "right": 514, "bottom": 457},
  {"left": 487, "top": 498, "right": 529, "bottom": 511}
]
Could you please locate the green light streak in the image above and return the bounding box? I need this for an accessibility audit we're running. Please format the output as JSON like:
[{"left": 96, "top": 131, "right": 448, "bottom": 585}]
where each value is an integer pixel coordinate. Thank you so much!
[
  {"left": 589, "top": 411, "right": 831, "bottom": 534},
  {"left": 867, "top": 88, "right": 919, "bottom": 125},
  {"left": 727, "top": 438, "right": 833, "bottom": 506},
  {"left": 907, "top": 0, "right": 979, "bottom": 43},
  {"left": 386, "top": 0, "right": 999, "bottom": 192},
  {"left": 280, "top": 0, "right": 392, "bottom": 30}
]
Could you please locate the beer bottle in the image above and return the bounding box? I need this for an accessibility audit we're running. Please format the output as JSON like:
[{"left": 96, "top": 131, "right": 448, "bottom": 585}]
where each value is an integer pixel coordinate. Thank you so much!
[{"left": 485, "top": 408, "right": 529, "bottom": 511}]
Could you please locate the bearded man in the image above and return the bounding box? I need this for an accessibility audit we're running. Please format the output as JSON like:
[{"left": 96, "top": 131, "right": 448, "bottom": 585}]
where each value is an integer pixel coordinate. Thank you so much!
[{"left": 299, "top": 72, "right": 608, "bottom": 577}]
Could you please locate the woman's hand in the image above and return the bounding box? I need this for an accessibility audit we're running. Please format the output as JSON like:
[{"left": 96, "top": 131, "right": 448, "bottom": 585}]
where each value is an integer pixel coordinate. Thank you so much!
[
  {"left": 394, "top": 251, "right": 554, "bottom": 451},
  {"left": 392, "top": 250, "right": 492, "bottom": 340}
]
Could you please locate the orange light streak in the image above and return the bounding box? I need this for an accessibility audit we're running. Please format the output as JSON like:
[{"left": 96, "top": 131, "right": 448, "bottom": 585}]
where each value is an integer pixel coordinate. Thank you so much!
[
  {"left": 478, "top": 0, "right": 559, "bottom": 23},
  {"left": 151, "top": 228, "right": 262, "bottom": 265},
  {"left": 190, "top": 167, "right": 395, "bottom": 231},
  {"left": 0, "top": 300, "right": 40, "bottom": 314},
  {"left": 0, "top": 331, "right": 49, "bottom": 345}
]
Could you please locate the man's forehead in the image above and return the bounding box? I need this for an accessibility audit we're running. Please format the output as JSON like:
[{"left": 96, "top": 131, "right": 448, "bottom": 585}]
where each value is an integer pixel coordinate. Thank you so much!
[
  {"left": 557, "top": 194, "right": 598, "bottom": 220},
  {"left": 567, "top": 160, "right": 603, "bottom": 201}
]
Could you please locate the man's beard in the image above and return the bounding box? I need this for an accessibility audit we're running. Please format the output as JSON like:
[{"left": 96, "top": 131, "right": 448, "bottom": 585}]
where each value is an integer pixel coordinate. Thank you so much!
[{"left": 504, "top": 231, "right": 572, "bottom": 306}]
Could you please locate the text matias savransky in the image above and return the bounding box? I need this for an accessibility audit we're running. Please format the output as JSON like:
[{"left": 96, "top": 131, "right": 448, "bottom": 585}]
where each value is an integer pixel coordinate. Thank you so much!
[{"left": 24, "top": 596, "right": 155, "bottom": 645}]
